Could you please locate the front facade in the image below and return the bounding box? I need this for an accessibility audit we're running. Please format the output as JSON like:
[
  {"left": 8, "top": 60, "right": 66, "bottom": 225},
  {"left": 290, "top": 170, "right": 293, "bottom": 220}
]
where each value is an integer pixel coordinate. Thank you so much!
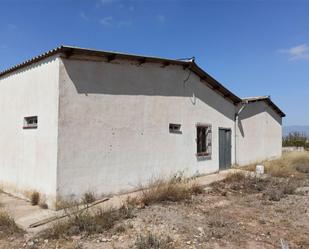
[{"left": 0, "top": 46, "right": 285, "bottom": 208}]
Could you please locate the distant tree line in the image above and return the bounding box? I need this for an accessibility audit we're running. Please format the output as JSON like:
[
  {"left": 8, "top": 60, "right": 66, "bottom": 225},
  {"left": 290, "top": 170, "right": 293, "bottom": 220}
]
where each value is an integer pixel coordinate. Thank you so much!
[{"left": 283, "top": 132, "right": 309, "bottom": 148}]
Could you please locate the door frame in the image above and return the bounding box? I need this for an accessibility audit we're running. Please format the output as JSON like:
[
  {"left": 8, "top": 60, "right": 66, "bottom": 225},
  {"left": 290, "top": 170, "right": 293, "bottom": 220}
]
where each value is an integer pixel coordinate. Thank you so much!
[{"left": 218, "top": 127, "right": 232, "bottom": 171}]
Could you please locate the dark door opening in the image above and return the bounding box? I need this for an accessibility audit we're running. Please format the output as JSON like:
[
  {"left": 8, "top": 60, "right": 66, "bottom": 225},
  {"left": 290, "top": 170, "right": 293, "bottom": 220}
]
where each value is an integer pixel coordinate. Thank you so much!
[{"left": 219, "top": 128, "right": 232, "bottom": 170}]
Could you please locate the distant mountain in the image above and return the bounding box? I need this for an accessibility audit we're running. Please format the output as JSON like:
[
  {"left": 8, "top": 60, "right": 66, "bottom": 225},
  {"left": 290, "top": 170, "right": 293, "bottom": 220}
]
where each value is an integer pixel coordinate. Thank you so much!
[{"left": 283, "top": 125, "right": 309, "bottom": 136}]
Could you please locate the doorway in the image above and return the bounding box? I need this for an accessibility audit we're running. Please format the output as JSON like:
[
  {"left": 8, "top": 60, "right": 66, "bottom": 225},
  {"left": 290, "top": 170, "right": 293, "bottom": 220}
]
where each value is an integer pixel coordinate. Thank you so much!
[{"left": 219, "top": 128, "right": 232, "bottom": 170}]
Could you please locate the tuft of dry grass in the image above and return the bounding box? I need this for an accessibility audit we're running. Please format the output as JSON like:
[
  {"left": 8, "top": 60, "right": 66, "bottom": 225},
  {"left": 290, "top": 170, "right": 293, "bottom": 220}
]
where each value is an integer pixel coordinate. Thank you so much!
[
  {"left": 213, "top": 171, "right": 299, "bottom": 202},
  {"left": 0, "top": 210, "right": 23, "bottom": 237},
  {"left": 223, "top": 172, "right": 246, "bottom": 183},
  {"left": 43, "top": 203, "right": 134, "bottom": 239},
  {"left": 135, "top": 232, "right": 173, "bottom": 249},
  {"left": 81, "top": 192, "right": 96, "bottom": 205},
  {"left": 137, "top": 176, "right": 204, "bottom": 206},
  {"left": 243, "top": 152, "right": 309, "bottom": 177},
  {"left": 30, "top": 191, "right": 40, "bottom": 206}
]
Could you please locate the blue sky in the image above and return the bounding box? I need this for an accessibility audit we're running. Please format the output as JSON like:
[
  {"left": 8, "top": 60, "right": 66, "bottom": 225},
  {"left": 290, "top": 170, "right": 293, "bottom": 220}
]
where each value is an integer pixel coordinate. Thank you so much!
[{"left": 0, "top": 0, "right": 308, "bottom": 125}]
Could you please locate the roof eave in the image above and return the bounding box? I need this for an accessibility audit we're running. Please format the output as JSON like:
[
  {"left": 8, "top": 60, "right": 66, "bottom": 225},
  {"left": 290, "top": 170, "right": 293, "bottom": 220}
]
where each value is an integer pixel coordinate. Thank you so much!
[
  {"left": 191, "top": 61, "right": 242, "bottom": 104},
  {"left": 0, "top": 45, "right": 241, "bottom": 105},
  {"left": 242, "top": 97, "right": 285, "bottom": 117}
]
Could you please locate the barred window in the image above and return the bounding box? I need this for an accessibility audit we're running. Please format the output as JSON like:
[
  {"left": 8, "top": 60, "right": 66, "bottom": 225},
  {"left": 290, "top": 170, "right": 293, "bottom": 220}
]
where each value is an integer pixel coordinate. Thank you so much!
[
  {"left": 23, "top": 116, "right": 38, "bottom": 129},
  {"left": 196, "top": 124, "right": 212, "bottom": 157},
  {"left": 169, "top": 123, "right": 181, "bottom": 133}
]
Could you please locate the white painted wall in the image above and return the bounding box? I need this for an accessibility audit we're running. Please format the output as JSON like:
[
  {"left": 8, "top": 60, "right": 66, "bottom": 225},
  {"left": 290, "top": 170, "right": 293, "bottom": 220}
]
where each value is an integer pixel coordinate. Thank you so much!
[
  {"left": 236, "top": 101, "right": 282, "bottom": 165},
  {"left": 57, "top": 57, "right": 236, "bottom": 199},
  {"left": 0, "top": 52, "right": 284, "bottom": 206},
  {"left": 0, "top": 57, "right": 59, "bottom": 206}
]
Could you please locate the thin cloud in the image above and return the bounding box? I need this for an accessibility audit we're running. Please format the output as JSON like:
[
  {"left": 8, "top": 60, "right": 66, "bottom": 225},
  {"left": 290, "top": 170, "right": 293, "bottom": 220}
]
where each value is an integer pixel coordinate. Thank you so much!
[
  {"left": 80, "top": 12, "right": 88, "bottom": 21},
  {"left": 278, "top": 44, "right": 309, "bottom": 61},
  {"left": 100, "top": 16, "right": 132, "bottom": 28},
  {"left": 100, "top": 16, "right": 113, "bottom": 26},
  {"left": 157, "top": 14, "right": 165, "bottom": 23}
]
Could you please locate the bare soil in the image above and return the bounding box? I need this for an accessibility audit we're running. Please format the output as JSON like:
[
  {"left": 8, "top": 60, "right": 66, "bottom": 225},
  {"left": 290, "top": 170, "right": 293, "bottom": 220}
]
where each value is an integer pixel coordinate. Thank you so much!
[{"left": 1, "top": 174, "right": 309, "bottom": 249}]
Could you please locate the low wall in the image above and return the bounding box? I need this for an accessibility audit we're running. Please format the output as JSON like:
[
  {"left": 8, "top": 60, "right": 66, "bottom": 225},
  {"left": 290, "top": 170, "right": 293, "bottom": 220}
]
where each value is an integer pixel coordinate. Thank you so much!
[{"left": 282, "top": 146, "right": 305, "bottom": 153}]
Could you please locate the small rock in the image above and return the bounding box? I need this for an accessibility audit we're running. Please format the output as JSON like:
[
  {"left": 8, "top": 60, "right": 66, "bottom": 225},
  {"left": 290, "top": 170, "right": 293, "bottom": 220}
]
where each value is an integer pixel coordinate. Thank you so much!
[
  {"left": 203, "top": 187, "right": 213, "bottom": 193},
  {"left": 27, "top": 241, "right": 34, "bottom": 246},
  {"left": 186, "top": 241, "right": 191, "bottom": 245},
  {"left": 112, "top": 235, "right": 119, "bottom": 240},
  {"left": 295, "top": 187, "right": 309, "bottom": 195},
  {"left": 71, "top": 235, "right": 81, "bottom": 240},
  {"left": 44, "top": 239, "right": 49, "bottom": 244},
  {"left": 137, "top": 203, "right": 146, "bottom": 209},
  {"left": 197, "top": 226, "right": 205, "bottom": 235}
]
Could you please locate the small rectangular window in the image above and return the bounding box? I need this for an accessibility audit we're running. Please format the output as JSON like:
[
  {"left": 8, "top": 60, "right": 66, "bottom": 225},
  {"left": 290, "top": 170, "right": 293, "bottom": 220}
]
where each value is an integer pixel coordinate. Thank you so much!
[
  {"left": 169, "top": 123, "right": 181, "bottom": 134},
  {"left": 23, "top": 116, "right": 38, "bottom": 129},
  {"left": 196, "top": 124, "right": 212, "bottom": 157}
]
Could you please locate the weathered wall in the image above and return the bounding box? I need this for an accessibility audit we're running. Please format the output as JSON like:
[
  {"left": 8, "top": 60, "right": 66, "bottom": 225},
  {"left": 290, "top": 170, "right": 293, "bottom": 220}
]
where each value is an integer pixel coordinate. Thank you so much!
[
  {"left": 0, "top": 57, "right": 59, "bottom": 206},
  {"left": 57, "top": 57, "right": 236, "bottom": 199},
  {"left": 236, "top": 101, "right": 282, "bottom": 165}
]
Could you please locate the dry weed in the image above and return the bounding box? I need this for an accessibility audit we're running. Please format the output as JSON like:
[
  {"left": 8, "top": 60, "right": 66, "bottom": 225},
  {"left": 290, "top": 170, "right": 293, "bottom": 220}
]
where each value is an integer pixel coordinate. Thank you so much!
[
  {"left": 135, "top": 176, "right": 204, "bottom": 206},
  {"left": 43, "top": 204, "right": 134, "bottom": 239},
  {"left": 135, "top": 232, "right": 173, "bottom": 249},
  {"left": 81, "top": 192, "right": 96, "bottom": 205},
  {"left": 223, "top": 172, "right": 246, "bottom": 183},
  {"left": 243, "top": 152, "right": 309, "bottom": 177},
  {"left": 30, "top": 191, "right": 40, "bottom": 206},
  {"left": 0, "top": 210, "right": 23, "bottom": 237}
]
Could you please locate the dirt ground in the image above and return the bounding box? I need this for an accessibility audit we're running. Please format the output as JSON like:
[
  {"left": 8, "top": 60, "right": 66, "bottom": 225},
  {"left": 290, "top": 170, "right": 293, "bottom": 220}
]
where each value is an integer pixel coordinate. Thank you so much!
[{"left": 1, "top": 173, "right": 309, "bottom": 249}]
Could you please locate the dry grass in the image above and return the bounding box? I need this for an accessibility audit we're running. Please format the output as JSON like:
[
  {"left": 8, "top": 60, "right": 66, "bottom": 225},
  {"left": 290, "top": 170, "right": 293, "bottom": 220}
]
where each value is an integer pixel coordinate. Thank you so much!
[
  {"left": 30, "top": 191, "right": 40, "bottom": 206},
  {"left": 43, "top": 204, "right": 134, "bottom": 239},
  {"left": 43, "top": 175, "right": 203, "bottom": 239},
  {"left": 0, "top": 210, "right": 23, "bottom": 237},
  {"left": 135, "top": 232, "right": 173, "bottom": 249},
  {"left": 223, "top": 171, "right": 246, "bottom": 183},
  {"left": 243, "top": 152, "right": 309, "bottom": 177},
  {"left": 136, "top": 176, "right": 204, "bottom": 206},
  {"left": 81, "top": 192, "right": 96, "bottom": 205},
  {"left": 213, "top": 171, "right": 299, "bottom": 202}
]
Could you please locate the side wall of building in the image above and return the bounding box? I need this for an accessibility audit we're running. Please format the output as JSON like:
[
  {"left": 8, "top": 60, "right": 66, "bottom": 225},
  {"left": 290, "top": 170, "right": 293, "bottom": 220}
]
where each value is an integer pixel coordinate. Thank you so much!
[
  {"left": 236, "top": 101, "right": 282, "bottom": 166},
  {"left": 0, "top": 57, "right": 60, "bottom": 207},
  {"left": 57, "top": 57, "right": 236, "bottom": 199}
]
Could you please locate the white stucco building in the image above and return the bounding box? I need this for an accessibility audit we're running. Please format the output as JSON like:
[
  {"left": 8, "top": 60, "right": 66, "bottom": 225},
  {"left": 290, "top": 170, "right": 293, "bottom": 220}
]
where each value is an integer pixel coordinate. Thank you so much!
[{"left": 0, "top": 46, "right": 285, "bottom": 208}]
